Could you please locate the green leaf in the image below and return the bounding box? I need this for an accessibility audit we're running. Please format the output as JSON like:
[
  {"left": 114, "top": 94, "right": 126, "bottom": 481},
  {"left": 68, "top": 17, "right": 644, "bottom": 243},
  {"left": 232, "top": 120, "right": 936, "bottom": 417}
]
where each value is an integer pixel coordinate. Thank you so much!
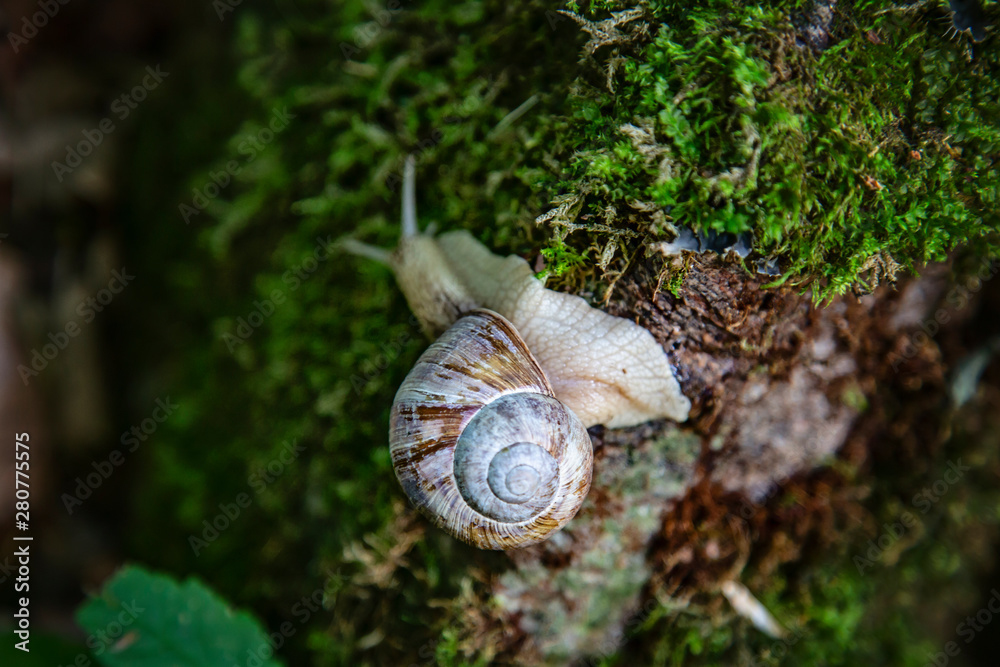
[{"left": 76, "top": 565, "right": 284, "bottom": 667}]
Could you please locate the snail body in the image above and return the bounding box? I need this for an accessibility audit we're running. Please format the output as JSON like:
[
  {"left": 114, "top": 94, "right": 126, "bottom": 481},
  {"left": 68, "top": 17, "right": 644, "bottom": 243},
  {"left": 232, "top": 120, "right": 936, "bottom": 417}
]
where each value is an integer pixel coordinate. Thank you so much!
[
  {"left": 345, "top": 156, "right": 689, "bottom": 549},
  {"left": 419, "top": 229, "right": 691, "bottom": 427}
]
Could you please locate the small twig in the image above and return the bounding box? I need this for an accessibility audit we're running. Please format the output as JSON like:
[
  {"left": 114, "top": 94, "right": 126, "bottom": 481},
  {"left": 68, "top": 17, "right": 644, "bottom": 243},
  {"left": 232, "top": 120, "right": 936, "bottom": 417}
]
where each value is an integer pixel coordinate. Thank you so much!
[
  {"left": 721, "top": 580, "right": 787, "bottom": 639},
  {"left": 488, "top": 95, "right": 540, "bottom": 139},
  {"left": 339, "top": 238, "right": 392, "bottom": 265}
]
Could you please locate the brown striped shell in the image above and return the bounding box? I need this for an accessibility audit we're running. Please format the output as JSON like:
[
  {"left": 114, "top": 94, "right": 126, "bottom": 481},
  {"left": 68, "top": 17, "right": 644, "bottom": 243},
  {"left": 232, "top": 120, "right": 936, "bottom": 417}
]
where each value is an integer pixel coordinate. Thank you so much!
[{"left": 389, "top": 309, "right": 593, "bottom": 550}]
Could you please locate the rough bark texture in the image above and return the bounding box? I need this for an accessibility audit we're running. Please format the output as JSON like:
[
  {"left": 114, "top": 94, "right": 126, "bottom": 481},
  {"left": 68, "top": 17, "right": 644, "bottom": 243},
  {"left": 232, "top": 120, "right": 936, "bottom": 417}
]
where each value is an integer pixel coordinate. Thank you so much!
[{"left": 467, "top": 251, "right": 991, "bottom": 664}]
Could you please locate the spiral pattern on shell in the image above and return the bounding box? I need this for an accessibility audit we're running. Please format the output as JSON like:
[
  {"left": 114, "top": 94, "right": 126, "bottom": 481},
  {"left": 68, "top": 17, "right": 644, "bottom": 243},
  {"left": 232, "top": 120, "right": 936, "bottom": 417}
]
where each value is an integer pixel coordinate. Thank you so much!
[{"left": 389, "top": 309, "right": 593, "bottom": 550}]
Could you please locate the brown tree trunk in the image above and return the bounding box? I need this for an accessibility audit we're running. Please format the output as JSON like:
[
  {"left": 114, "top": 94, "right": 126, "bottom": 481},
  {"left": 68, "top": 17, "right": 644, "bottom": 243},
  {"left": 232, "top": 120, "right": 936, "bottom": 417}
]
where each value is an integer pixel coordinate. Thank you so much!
[{"left": 472, "top": 252, "right": 992, "bottom": 664}]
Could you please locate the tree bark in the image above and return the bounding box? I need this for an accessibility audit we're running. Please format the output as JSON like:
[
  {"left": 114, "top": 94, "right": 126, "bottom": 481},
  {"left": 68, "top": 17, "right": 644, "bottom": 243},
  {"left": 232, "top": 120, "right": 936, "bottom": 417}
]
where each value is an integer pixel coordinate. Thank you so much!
[{"left": 469, "top": 251, "right": 991, "bottom": 664}]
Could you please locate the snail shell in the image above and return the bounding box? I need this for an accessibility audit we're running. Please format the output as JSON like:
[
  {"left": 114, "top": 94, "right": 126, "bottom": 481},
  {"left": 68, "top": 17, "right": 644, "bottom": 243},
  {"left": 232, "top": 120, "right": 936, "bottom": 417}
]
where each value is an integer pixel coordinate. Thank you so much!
[
  {"left": 390, "top": 309, "right": 593, "bottom": 550},
  {"left": 343, "top": 155, "right": 690, "bottom": 549}
]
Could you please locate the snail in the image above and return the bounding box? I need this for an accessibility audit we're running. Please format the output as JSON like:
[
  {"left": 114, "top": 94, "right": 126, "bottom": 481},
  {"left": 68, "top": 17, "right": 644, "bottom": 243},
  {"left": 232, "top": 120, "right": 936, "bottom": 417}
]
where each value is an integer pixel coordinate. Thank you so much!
[{"left": 344, "top": 156, "right": 690, "bottom": 549}]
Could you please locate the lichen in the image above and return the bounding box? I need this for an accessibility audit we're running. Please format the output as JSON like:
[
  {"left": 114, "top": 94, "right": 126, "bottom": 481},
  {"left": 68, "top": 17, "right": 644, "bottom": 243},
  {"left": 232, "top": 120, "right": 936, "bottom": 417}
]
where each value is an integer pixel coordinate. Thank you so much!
[{"left": 494, "top": 425, "right": 700, "bottom": 662}]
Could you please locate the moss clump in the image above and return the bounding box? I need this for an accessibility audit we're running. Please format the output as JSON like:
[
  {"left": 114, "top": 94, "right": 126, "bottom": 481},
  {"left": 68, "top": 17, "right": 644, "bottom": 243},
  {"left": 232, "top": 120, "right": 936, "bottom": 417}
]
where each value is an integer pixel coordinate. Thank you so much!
[{"left": 539, "top": 1, "right": 1000, "bottom": 299}]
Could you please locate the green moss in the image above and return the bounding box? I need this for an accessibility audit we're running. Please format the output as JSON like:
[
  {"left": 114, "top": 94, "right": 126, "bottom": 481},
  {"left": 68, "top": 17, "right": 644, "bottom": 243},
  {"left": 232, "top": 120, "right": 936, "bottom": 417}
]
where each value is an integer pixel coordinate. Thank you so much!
[
  {"left": 665, "top": 255, "right": 692, "bottom": 298},
  {"left": 539, "top": 0, "right": 1000, "bottom": 299},
  {"left": 537, "top": 235, "right": 591, "bottom": 279}
]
